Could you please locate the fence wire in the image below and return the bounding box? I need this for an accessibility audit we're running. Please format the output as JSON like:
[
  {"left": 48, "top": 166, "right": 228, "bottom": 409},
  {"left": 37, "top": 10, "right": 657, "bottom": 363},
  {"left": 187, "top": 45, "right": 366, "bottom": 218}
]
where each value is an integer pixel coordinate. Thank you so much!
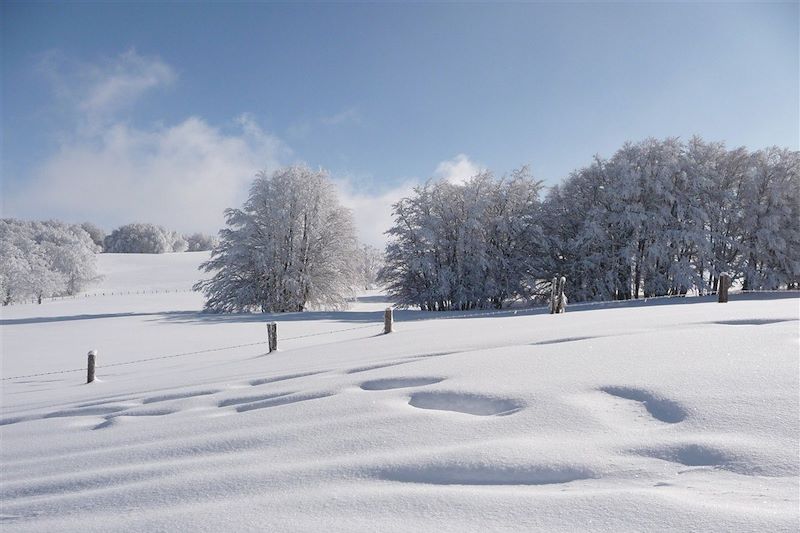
[{"left": 2, "top": 289, "right": 796, "bottom": 382}]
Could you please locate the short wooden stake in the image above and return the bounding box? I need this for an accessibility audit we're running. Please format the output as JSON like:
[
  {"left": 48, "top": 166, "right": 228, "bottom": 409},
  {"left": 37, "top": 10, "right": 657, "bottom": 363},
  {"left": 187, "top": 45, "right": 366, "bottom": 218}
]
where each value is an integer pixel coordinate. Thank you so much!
[
  {"left": 384, "top": 308, "right": 393, "bottom": 334},
  {"left": 718, "top": 273, "right": 730, "bottom": 303},
  {"left": 267, "top": 322, "right": 278, "bottom": 352},
  {"left": 87, "top": 349, "right": 97, "bottom": 383}
]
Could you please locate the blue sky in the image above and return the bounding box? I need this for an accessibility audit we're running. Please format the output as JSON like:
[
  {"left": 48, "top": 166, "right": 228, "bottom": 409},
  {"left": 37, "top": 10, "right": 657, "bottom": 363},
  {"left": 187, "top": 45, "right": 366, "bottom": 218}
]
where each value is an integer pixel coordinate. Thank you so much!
[{"left": 2, "top": 2, "right": 798, "bottom": 246}]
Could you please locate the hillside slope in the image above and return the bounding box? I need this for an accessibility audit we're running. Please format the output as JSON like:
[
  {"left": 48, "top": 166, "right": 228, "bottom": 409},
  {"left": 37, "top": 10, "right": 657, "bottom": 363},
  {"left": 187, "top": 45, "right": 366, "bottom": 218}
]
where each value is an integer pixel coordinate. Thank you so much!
[{"left": 1, "top": 253, "right": 798, "bottom": 532}]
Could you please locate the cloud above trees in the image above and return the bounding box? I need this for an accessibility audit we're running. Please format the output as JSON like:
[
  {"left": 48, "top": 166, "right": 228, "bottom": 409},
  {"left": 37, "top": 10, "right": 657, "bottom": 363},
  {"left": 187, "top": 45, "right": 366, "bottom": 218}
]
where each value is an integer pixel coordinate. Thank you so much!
[
  {"left": 433, "top": 154, "right": 483, "bottom": 185},
  {"left": 8, "top": 49, "right": 481, "bottom": 247}
]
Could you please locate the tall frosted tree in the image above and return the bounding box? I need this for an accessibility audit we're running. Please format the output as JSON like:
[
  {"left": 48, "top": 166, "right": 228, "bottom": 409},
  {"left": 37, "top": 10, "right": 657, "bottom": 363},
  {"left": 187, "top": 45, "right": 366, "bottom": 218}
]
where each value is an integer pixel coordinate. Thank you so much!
[
  {"left": 195, "top": 165, "right": 358, "bottom": 313},
  {"left": 738, "top": 147, "right": 800, "bottom": 289}
]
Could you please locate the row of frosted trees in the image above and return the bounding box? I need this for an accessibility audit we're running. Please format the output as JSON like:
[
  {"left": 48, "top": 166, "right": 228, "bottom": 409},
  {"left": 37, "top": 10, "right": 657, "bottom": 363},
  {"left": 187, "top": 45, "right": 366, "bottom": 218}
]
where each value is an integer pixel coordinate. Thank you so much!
[
  {"left": 381, "top": 137, "right": 799, "bottom": 309},
  {"left": 381, "top": 167, "right": 546, "bottom": 311},
  {"left": 0, "top": 219, "right": 99, "bottom": 305}
]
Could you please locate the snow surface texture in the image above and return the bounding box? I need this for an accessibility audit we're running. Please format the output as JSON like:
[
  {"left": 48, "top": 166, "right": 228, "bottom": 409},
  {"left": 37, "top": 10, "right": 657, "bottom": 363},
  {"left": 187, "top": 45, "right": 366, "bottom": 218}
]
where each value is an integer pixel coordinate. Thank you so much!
[{"left": 1, "top": 253, "right": 798, "bottom": 532}]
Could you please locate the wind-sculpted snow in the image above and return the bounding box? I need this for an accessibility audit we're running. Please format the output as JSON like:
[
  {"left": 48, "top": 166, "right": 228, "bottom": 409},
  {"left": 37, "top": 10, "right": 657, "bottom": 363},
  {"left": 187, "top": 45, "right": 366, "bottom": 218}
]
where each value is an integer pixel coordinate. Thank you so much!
[
  {"left": 710, "top": 318, "right": 797, "bottom": 326},
  {"left": 376, "top": 461, "right": 597, "bottom": 486},
  {"left": 248, "top": 371, "right": 325, "bottom": 386},
  {"left": 92, "top": 408, "right": 178, "bottom": 430},
  {"left": 599, "top": 386, "right": 687, "bottom": 423},
  {"left": 233, "top": 391, "right": 335, "bottom": 413},
  {"left": 142, "top": 389, "right": 220, "bottom": 404},
  {"left": 217, "top": 391, "right": 296, "bottom": 408},
  {"left": 531, "top": 336, "right": 597, "bottom": 346},
  {"left": 632, "top": 442, "right": 800, "bottom": 477},
  {"left": 344, "top": 360, "right": 415, "bottom": 374},
  {"left": 360, "top": 377, "right": 445, "bottom": 390},
  {"left": 1, "top": 268, "right": 797, "bottom": 532},
  {"left": 408, "top": 391, "right": 524, "bottom": 416}
]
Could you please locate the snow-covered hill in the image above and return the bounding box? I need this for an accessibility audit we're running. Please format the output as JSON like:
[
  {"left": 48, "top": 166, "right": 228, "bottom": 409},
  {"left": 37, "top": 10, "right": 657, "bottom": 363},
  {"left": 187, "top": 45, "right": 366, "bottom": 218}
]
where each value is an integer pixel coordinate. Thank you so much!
[
  {"left": 1, "top": 253, "right": 798, "bottom": 532},
  {"left": 91, "top": 251, "right": 211, "bottom": 293}
]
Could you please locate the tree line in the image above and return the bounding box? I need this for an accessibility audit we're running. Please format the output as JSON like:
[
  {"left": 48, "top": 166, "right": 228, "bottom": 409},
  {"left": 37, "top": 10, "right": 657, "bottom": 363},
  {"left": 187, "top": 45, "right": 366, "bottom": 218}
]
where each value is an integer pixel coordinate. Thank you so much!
[
  {"left": 0, "top": 219, "right": 99, "bottom": 305},
  {"left": 5, "top": 136, "right": 795, "bottom": 311},
  {"left": 380, "top": 137, "right": 799, "bottom": 310},
  {"left": 1, "top": 220, "right": 221, "bottom": 305}
]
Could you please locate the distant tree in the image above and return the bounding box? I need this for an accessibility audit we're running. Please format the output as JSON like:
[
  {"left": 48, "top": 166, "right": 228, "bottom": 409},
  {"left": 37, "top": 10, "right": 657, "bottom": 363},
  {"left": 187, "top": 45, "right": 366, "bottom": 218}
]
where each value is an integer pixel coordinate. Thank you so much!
[
  {"left": 80, "top": 222, "right": 106, "bottom": 251},
  {"left": 185, "top": 233, "right": 218, "bottom": 252},
  {"left": 167, "top": 230, "right": 188, "bottom": 252},
  {"left": 0, "top": 219, "right": 98, "bottom": 303},
  {"left": 356, "top": 244, "right": 384, "bottom": 290},
  {"left": 194, "top": 165, "right": 359, "bottom": 313},
  {"left": 104, "top": 223, "right": 187, "bottom": 253}
]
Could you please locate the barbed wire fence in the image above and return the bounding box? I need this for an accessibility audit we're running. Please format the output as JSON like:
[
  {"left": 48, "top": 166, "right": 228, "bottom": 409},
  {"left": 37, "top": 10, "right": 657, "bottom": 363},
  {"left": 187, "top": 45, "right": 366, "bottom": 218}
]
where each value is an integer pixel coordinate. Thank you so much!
[
  {"left": 1, "top": 287, "right": 797, "bottom": 382},
  {"left": 4, "top": 288, "right": 197, "bottom": 306}
]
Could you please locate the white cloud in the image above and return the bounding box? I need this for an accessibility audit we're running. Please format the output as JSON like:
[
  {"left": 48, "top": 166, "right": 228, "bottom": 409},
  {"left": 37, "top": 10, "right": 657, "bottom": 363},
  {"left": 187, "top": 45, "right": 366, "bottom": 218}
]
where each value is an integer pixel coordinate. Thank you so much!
[
  {"left": 9, "top": 115, "right": 288, "bottom": 234},
  {"left": 433, "top": 153, "right": 482, "bottom": 185},
  {"left": 38, "top": 49, "right": 176, "bottom": 127},
  {"left": 79, "top": 49, "right": 176, "bottom": 116},
  {"left": 335, "top": 154, "right": 484, "bottom": 248},
  {"left": 11, "top": 51, "right": 461, "bottom": 248},
  {"left": 334, "top": 179, "right": 417, "bottom": 249},
  {"left": 7, "top": 51, "right": 290, "bottom": 234}
]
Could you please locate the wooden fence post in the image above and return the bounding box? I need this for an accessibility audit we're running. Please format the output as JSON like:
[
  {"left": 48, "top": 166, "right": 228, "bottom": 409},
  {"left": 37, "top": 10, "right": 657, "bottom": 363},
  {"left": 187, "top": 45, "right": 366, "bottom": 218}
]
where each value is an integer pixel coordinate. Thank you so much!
[
  {"left": 556, "top": 276, "right": 567, "bottom": 313},
  {"left": 87, "top": 349, "right": 97, "bottom": 383},
  {"left": 550, "top": 276, "right": 567, "bottom": 314},
  {"left": 718, "top": 273, "right": 730, "bottom": 303},
  {"left": 384, "top": 308, "right": 393, "bottom": 334},
  {"left": 267, "top": 323, "right": 278, "bottom": 352}
]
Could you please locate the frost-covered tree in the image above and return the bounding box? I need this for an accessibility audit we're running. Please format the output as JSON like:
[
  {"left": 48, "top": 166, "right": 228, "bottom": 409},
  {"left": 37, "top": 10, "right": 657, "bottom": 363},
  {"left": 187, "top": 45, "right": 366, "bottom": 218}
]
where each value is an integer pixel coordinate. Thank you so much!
[
  {"left": 185, "top": 233, "right": 218, "bottom": 252},
  {"left": 104, "top": 223, "right": 187, "bottom": 253},
  {"left": 40, "top": 221, "right": 100, "bottom": 295},
  {"left": 355, "top": 244, "right": 384, "bottom": 290},
  {"left": 382, "top": 137, "right": 797, "bottom": 308},
  {"left": 0, "top": 219, "right": 98, "bottom": 303},
  {"left": 738, "top": 147, "right": 800, "bottom": 289},
  {"left": 194, "top": 165, "right": 359, "bottom": 313},
  {"left": 80, "top": 222, "right": 106, "bottom": 251},
  {"left": 541, "top": 137, "right": 799, "bottom": 301},
  {"left": 381, "top": 168, "right": 545, "bottom": 310}
]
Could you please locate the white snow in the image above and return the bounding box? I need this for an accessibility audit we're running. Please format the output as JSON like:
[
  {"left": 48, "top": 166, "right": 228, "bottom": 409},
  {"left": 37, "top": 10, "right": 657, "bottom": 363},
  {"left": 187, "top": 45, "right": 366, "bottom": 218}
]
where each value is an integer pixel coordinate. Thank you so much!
[
  {"left": 92, "top": 251, "right": 210, "bottom": 293},
  {"left": 1, "top": 253, "right": 798, "bottom": 532}
]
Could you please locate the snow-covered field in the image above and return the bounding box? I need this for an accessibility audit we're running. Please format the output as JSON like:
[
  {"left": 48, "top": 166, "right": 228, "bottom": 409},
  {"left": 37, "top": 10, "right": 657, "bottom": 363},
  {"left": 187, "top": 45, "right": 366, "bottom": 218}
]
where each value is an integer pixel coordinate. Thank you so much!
[{"left": 1, "top": 253, "right": 798, "bottom": 532}]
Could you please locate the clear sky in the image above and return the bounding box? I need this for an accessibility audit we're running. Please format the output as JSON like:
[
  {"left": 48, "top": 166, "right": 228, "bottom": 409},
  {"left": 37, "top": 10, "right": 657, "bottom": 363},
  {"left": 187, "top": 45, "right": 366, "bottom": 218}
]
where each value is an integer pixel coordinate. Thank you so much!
[{"left": 2, "top": 1, "right": 798, "bottom": 246}]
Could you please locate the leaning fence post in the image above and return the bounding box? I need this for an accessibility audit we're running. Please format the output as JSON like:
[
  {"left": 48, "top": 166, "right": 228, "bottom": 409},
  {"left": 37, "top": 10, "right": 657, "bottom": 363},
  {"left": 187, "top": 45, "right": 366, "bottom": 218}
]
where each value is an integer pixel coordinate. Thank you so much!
[
  {"left": 267, "top": 322, "right": 278, "bottom": 352},
  {"left": 384, "top": 307, "right": 393, "bottom": 334},
  {"left": 87, "top": 349, "right": 97, "bottom": 383},
  {"left": 718, "top": 273, "right": 730, "bottom": 303}
]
